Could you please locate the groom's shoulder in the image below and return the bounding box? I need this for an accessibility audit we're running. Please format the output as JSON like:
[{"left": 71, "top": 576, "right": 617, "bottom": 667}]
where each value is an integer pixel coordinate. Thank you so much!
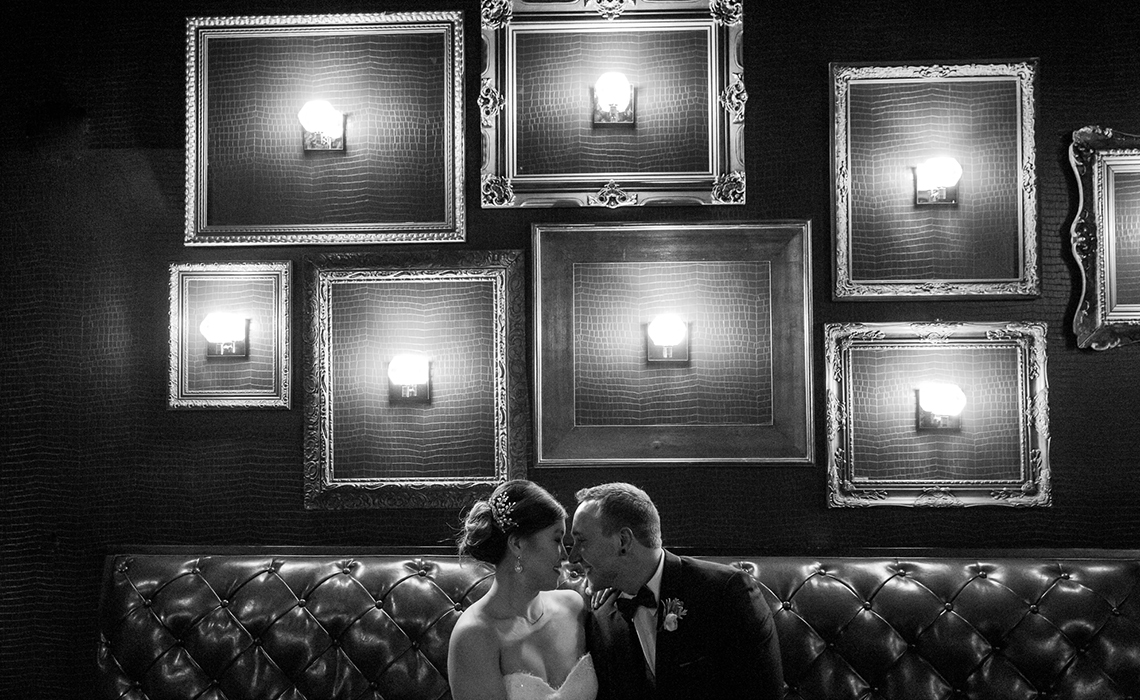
[{"left": 674, "top": 552, "right": 745, "bottom": 581}]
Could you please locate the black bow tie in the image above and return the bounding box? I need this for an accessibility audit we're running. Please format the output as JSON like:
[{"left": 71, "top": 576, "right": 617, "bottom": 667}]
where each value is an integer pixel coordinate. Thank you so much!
[{"left": 615, "top": 586, "right": 657, "bottom": 620}]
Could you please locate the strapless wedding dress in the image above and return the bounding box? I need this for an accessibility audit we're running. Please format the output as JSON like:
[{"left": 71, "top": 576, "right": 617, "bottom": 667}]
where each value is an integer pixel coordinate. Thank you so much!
[{"left": 504, "top": 654, "right": 598, "bottom": 700}]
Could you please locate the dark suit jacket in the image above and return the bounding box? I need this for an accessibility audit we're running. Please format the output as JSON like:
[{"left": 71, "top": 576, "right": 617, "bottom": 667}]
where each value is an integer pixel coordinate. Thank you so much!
[{"left": 588, "top": 551, "right": 784, "bottom": 700}]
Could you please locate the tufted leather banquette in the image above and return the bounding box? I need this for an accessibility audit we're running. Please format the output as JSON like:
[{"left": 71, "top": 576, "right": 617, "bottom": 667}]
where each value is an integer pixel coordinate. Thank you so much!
[{"left": 97, "top": 549, "right": 1140, "bottom": 700}]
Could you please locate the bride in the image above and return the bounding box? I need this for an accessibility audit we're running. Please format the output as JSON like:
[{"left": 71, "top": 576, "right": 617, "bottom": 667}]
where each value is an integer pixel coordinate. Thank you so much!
[{"left": 449, "top": 480, "right": 598, "bottom": 700}]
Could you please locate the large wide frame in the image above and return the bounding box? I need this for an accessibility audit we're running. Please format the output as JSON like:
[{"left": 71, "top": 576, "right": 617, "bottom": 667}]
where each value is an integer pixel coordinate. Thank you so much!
[
  {"left": 480, "top": 0, "right": 746, "bottom": 208},
  {"left": 533, "top": 221, "right": 813, "bottom": 466},
  {"left": 168, "top": 262, "right": 291, "bottom": 409},
  {"left": 832, "top": 61, "right": 1039, "bottom": 299},
  {"left": 185, "top": 12, "right": 465, "bottom": 245},
  {"left": 825, "top": 321, "right": 1050, "bottom": 508},
  {"left": 303, "top": 250, "right": 527, "bottom": 509},
  {"left": 1069, "top": 126, "right": 1140, "bottom": 350}
]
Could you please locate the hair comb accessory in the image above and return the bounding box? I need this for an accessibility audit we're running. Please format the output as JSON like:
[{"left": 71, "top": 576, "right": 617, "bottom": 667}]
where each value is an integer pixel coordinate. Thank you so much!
[{"left": 489, "top": 490, "right": 518, "bottom": 531}]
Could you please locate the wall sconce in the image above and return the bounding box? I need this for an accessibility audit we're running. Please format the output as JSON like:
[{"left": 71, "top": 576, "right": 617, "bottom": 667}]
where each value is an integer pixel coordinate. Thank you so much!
[
  {"left": 592, "top": 72, "right": 635, "bottom": 126},
  {"left": 388, "top": 354, "right": 431, "bottom": 404},
  {"left": 915, "top": 381, "right": 966, "bottom": 430},
  {"left": 646, "top": 314, "right": 689, "bottom": 362},
  {"left": 914, "top": 156, "right": 962, "bottom": 205},
  {"left": 200, "top": 312, "right": 249, "bottom": 357},
  {"left": 298, "top": 100, "right": 345, "bottom": 151}
]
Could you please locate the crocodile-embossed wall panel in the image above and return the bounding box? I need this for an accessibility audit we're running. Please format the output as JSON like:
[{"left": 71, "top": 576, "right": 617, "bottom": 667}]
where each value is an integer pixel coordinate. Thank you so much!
[
  {"left": 848, "top": 80, "right": 1021, "bottom": 281},
  {"left": 205, "top": 32, "right": 449, "bottom": 226}
]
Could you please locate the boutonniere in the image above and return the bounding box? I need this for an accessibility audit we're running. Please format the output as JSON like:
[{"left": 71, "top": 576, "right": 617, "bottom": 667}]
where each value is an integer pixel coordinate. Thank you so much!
[{"left": 661, "top": 598, "right": 687, "bottom": 631}]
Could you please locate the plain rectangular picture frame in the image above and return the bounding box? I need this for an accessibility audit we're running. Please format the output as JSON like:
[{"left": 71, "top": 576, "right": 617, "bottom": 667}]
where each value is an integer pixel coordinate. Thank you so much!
[
  {"left": 1069, "top": 126, "right": 1140, "bottom": 350},
  {"left": 824, "top": 321, "right": 1050, "bottom": 507},
  {"left": 533, "top": 221, "right": 813, "bottom": 466},
  {"left": 479, "top": 0, "right": 746, "bottom": 208},
  {"left": 168, "top": 262, "right": 291, "bottom": 409},
  {"left": 185, "top": 12, "right": 465, "bottom": 245},
  {"left": 302, "top": 250, "right": 528, "bottom": 509},
  {"left": 831, "top": 60, "right": 1039, "bottom": 299}
]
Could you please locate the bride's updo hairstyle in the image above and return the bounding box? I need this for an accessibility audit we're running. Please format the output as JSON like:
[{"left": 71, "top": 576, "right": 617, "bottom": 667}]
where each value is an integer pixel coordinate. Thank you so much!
[{"left": 457, "top": 479, "right": 566, "bottom": 566}]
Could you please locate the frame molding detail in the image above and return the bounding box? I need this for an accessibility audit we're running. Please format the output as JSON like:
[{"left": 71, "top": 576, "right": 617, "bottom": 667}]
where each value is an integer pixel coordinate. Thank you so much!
[
  {"left": 168, "top": 262, "right": 291, "bottom": 409},
  {"left": 825, "top": 321, "right": 1051, "bottom": 508},
  {"left": 481, "top": 1, "right": 745, "bottom": 207},
  {"left": 1069, "top": 125, "right": 1140, "bottom": 350},
  {"left": 185, "top": 12, "right": 465, "bottom": 245},
  {"left": 303, "top": 250, "right": 527, "bottom": 509},
  {"left": 831, "top": 60, "right": 1039, "bottom": 299},
  {"left": 533, "top": 221, "right": 813, "bottom": 466}
]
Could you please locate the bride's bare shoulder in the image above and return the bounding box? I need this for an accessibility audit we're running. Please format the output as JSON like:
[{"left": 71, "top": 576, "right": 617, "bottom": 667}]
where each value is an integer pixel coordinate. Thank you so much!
[{"left": 545, "top": 588, "right": 587, "bottom": 615}]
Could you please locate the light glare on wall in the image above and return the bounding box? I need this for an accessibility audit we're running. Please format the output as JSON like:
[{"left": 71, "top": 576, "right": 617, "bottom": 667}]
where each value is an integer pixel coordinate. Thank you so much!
[
  {"left": 647, "top": 314, "right": 689, "bottom": 362},
  {"left": 200, "top": 312, "right": 249, "bottom": 357},
  {"left": 388, "top": 353, "right": 431, "bottom": 403},
  {"left": 592, "top": 72, "right": 635, "bottom": 126},
  {"left": 916, "top": 381, "right": 966, "bottom": 430},
  {"left": 915, "top": 157, "right": 962, "bottom": 205},
  {"left": 298, "top": 100, "right": 345, "bottom": 151}
]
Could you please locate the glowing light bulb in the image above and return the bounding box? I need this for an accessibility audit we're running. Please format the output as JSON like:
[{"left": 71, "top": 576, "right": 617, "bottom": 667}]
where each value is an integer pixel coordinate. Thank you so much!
[
  {"left": 298, "top": 100, "right": 344, "bottom": 138},
  {"left": 918, "top": 382, "right": 967, "bottom": 417},
  {"left": 647, "top": 315, "right": 688, "bottom": 347},
  {"left": 915, "top": 157, "right": 963, "bottom": 192},
  {"left": 199, "top": 312, "right": 247, "bottom": 344},
  {"left": 594, "top": 72, "right": 632, "bottom": 113},
  {"left": 388, "top": 354, "right": 431, "bottom": 403},
  {"left": 298, "top": 100, "right": 345, "bottom": 150}
]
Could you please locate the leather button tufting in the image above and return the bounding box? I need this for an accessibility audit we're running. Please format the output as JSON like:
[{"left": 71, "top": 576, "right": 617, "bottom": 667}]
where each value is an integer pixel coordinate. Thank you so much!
[
  {"left": 1113, "top": 608, "right": 1121, "bottom": 616},
  {"left": 454, "top": 603, "right": 463, "bottom": 611},
  {"left": 143, "top": 599, "right": 152, "bottom": 608},
  {"left": 863, "top": 601, "right": 872, "bottom": 610},
  {"left": 1061, "top": 573, "right": 1070, "bottom": 579},
  {"left": 978, "top": 571, "right": 987, "bottom": 578},
  {"left": 376, "top": 600, "right": 384, "bottom": 609},
  {"left": 253, "top": 638, "right": 262, "bottom": 646},
  {"left": 297, "top": 599, "right": 306, "bottom": 608},
  {"left": 1029, "top": 605, "right": 1038, "bottom": 613},
  {"left": 944, "top": 603, "right": 953, "bottom": 611},
  {"left": 782, "top": 601, "right": 792, "bottom": 609}
]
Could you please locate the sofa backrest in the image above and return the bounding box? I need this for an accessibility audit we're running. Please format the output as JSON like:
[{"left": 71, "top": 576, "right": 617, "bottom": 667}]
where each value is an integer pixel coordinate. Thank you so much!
[{"left": 98, "top": 550, "right": 1140, "bottom": 700}]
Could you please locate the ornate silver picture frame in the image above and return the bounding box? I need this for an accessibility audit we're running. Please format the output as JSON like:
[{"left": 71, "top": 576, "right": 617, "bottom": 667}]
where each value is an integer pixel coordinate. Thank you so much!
[
  {"left": 480, "top": 0, "right": 745, "bottom": 208},
  {"left": 825, "top": 321, "right": 1050, "bottom": 507},
  {"left": 185, "top": 12, "right": 465, "bottom": 245},
  {"left": 168, "top": 262, "right": 291, "bottom": 409},
  {"left": 831, "top": 61, "right": 1039, "bottom": 299},
  {"left": 303, "top": 251, "right": 527, "bottom": 509},
  {"left": 533, "top": 221, "right": 813, "bottom": 466},
  {"left": 1069, "top": 126, "right": 1140, "bottom": 350}
]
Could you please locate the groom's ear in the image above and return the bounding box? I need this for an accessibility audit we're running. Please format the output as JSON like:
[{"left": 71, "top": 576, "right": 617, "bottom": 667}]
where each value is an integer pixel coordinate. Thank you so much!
[{"left": 617, "top": 527, "right": 635, "bottom": 553}]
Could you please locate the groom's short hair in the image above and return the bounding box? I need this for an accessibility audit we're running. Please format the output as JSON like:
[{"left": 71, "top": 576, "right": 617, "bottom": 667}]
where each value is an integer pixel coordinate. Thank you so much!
[{"left": 575, "top": 482, "right": 662, "bottom": 549}]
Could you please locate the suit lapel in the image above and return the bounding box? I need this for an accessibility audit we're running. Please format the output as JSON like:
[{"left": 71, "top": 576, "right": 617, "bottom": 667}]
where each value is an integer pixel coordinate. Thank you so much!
[{"left": 654, "top": 550, "right": 685, "bottom": 695}]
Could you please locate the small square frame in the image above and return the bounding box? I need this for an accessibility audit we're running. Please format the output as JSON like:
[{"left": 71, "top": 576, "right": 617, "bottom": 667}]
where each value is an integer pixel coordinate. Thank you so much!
[
  {"left": 479, "top": 0, "right": 746, "bottom": 208},
  {"left": 825, "top": 321, "right": 1051, "bottom": 507},
  {"left": 533, "top": 221, "right": 813, "bottom": 466},
  {"left": 1069, "top": 126, "right": 1140, "bottom": 350},
  {"left": 303, "top": 250, "right": 528, "bottom": 509},
  {"left": 168, "top": 262, "right": 291, "bottom": 409},
  {"left": 185, "top": 12, "right": 465, "bottom": 245},
  {"left": 831, "top": 60, "right": 1039, "bottom": 299}
]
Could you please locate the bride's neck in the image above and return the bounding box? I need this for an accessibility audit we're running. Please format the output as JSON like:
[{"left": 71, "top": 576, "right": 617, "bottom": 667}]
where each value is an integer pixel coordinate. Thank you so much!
[{"left": 486, "top": 577, "right": 545, "bottom": 623}]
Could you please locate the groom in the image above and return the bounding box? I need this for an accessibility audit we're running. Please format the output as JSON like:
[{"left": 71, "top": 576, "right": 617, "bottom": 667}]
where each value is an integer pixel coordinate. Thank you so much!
[{"left": 569, "top": 482, "right": 784, "bottom": 700}]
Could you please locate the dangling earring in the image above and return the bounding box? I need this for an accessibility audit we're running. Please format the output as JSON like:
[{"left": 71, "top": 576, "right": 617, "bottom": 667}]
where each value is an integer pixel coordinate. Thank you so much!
[{"left": 514, "top": 556, "right": 523, "bottom": 573}]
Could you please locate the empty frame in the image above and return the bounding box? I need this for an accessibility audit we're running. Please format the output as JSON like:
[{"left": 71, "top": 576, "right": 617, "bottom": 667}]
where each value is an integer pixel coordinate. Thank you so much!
[
  {"left": 185, "top": 12, "right": 465, "bottom": 244},
  {"left": 832, "top": 61, "right": 1039, "bottom": 299},
  {"left": 480, "top": 0, "right": 746, "bottom": 207},
  {"left": 1070, "top": 125, "right": 1140, "bottom": 350}
]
